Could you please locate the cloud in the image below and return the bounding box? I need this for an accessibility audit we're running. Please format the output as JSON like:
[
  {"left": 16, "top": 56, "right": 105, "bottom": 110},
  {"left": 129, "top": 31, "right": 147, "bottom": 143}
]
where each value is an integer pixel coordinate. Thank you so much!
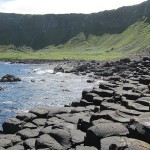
[{"left": 0, "top": 0, "right": 147, "bottom": 14}]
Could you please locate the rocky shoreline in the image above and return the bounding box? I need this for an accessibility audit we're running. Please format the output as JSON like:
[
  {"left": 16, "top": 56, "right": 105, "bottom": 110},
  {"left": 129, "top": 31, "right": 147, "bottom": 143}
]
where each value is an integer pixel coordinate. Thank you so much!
[{"left": 0, "top": 57, "right": 150, "bottom": 149}]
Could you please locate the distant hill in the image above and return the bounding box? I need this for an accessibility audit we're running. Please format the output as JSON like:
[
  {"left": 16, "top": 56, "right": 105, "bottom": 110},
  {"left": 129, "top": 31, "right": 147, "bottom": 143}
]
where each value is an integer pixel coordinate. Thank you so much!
[{"left": 0, "top": 0, "right": 150, "bottom": 49}]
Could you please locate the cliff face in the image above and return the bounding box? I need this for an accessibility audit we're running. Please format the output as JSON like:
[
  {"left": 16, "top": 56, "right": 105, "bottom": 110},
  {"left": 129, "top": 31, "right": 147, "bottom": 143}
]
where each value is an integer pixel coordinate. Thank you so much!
[{"left": 0, "top": 0, "right": 150, "bottom": 49}]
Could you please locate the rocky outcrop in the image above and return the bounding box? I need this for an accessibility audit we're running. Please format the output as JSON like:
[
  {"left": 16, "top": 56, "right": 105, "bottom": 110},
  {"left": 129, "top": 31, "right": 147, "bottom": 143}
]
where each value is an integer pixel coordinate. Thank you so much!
[
  {"left": 0, "top": 74, "right": 21, "bottom": 82},
  {"left": 0, "top": 57, "right": 150, "bottom": 149}
]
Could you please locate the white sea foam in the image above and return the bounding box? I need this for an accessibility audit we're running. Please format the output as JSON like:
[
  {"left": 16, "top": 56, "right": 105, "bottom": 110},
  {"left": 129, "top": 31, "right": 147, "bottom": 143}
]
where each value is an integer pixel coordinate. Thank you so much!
[{"left": 36, "top": 69, "right": 54, "bottom": 74}]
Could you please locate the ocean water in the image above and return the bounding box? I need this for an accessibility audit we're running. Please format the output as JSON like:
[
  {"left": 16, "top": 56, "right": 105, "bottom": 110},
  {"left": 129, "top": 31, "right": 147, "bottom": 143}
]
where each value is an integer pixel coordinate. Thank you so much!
[{"left": 0, "top": 62, "right": 98, "bottom": 128}]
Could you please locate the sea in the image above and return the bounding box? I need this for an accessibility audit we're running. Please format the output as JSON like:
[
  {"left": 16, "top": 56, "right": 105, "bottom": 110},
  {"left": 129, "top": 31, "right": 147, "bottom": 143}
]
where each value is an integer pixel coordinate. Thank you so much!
[{"left": 0, "top": 61, "right": 99, "bottom": 128}]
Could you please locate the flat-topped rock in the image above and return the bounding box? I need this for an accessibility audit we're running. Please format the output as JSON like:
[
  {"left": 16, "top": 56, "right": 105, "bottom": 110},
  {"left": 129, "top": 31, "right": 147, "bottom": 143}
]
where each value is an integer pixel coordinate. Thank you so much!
[
  {"left": 2, "top": 118, "right": 22, "bottom": 134},
  {"left": 35, "top": 134, "right": 63, "bottom": 150},
  {"left": 100, "top": 136, "right": 150, "bottom": 150},
  {"left": 85, "top": 123, "right": 129, "bottom": 148}
]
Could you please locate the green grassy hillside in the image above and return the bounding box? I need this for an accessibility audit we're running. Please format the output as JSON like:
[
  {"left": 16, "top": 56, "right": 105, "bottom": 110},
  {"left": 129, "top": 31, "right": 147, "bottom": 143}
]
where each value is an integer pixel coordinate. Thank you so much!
[{"left": 0, "top": 20, "right": 150, "bottom": 60}]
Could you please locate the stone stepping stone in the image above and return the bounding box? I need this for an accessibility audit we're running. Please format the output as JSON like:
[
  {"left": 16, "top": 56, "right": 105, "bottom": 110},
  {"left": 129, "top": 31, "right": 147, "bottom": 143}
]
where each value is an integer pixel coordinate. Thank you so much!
[
  {"left": 100, "top": 136, "right": 150, "bottom": 150},
  {"left": 92, "top": 89, "right": 114, "bottom": 97},
  {"left": 6, "top": 144, "right": 24, "bottom": 150},
  {"left": 127, "top": 102, "right": 149, "bottom": 112},
  {"left": 35, "top": 134, "right": 63, "bottom": 150},
  {"left": 17, "top": 128, "right": 41, "bottom": 140},
  {"left": 29, "top": 107, "right": 49, "bottom": 118},
  {"left": 56, "top": 113, "right": 90, "bottom": 124},
  {"left": 23, "top": 138, "right": 36, "bottom": 149},
  {"left": 2, "top": 118, "right": 22, "bottom": 134},
  {"left": 0, "top": 139, "right": 12, "bottom": 149},
  {"left": 49, "top": 129, "right": 71, "bottom": 150},
  {"left": 47, "top": 107, "right": 71, "bottom": 118},
  {"left": 85, "top": 123, "right": 129, "bottom": 149},
  {"left": 136, "top": 97, "right": 150, "bottom": 106},
  {"left": 22, "top": 122, "right": 37, "bottom": 129},
  {"left": 123, "top": 91, "right": 141, "bottom": 100},
  {"left": 70, "top": 129, "right": 86, "bottom": 146},
  {"left": 0, "top": 135, "right": 22, "bottom": 145},
  {"left": 16, "top": 112, "right": 37, "bottom": 121},
  {"left": 32, "top": 118, "right": 47, "bottom": 126}
]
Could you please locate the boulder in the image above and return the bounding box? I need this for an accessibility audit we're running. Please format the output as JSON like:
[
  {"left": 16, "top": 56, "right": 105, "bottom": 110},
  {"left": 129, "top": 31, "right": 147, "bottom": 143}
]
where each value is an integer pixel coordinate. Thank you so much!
[
  {"left": 100, "top": 136, "right": 150, "bottom": 150},
  {"left": 6, "top": 144, "right": 24, "bottom": 150},
  {"left": 35, "top": 134, "right": 63, "bottom": 150},
  {"left": 0, "top": 74, "right": 21, "bottom": 82},
  {"left": 49, "top": 129, "right": 71, "bottom": 150},
  {"left": 16, "top": 112, "right": 37, "bottom": 121},
  {"left": 0, "top": 139, "right": 12, "bottom": 148},
  {"left": 23, "top": 138, "right": 36, "bottom": 149},
  {"left": 92, "top": 89, "right": 114, "bottom": 97},
  {"left": 54, "top": 65, "right": 64, "bottom": 73},
  {"left": 85, "top": 123, "right": 129, "bottom": 149},
  {"left": 70, "top": 129, "right": 86, "bottom": 147},
  {"left": 2, "top": 118, "right": 22, "bottom": 134},
  {"left": 17, "top": 128, "right": 41, "bottom": 140},
  {"left": 29, "top": 107, "right": 49, "bottom": 118}
]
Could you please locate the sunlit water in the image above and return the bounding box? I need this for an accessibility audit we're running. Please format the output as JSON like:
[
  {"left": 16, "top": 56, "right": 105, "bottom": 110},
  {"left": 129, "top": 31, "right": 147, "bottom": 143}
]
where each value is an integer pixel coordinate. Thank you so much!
[{"left": 0, "top": 62, "right": 99, "bottom": 128}]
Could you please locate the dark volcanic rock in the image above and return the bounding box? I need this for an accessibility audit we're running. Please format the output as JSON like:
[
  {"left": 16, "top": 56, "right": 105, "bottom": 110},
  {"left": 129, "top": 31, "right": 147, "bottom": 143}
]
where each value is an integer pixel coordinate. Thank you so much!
[
  {"left": 85, "top": 123, "right": 129, "bottom": 149},
  {"left": 49, "top": 129, "right": 71, "bottom": 150},
  {"left": 2, "top": 118, "right": 22, "bottom": 134},
  {"left": 0, "top": 74, "right": 21, "bottom": 82},
  {"left": 54, "top": 65, "right": 64, "bottom": 73},
  {"left": 35, "top": 134, "right": 63, "bottom": 150}
]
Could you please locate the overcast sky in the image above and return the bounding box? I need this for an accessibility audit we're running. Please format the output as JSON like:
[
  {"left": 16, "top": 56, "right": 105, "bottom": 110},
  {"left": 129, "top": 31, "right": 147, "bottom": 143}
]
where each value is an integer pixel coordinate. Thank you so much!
[{"left": 0, "top": 0, "right": 147, "bottom": 14}]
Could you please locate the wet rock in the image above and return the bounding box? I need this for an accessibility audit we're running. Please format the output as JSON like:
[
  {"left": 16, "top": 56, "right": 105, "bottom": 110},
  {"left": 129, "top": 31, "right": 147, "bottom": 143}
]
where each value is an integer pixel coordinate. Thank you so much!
[
  {"left": 35, "top": 134, "right": 63, "bottom": 149},
  {"left": 16, "top": 112, "right": 37, "bottom": 121},
  {"left": 0, "top": 74, "right": 21, "bottom": 82},
  {"left": 54, "top": 65, "right": 64, "bottom": 73},
  {"left": 120, "top": 58, "right": 131, "bottom": 63},
  {"left": 0, "top": 86, "right": 4, "bottom": 91},
  {"left": 2, "top": 118, "right": 22, "bottom": 134},
  {"left": 85, "top": 123, "right": 129, "bottom": 149}
]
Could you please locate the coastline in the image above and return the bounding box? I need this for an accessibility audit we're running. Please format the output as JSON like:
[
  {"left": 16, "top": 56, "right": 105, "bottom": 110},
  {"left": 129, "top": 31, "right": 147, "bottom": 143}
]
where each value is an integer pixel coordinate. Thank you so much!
[{"left": 0, "top": 57, "right": 150, "bottom": 149}]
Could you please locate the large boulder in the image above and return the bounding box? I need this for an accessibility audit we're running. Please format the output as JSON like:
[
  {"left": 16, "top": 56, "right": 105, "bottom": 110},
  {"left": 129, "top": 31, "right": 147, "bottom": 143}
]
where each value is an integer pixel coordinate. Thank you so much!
[
  {"left": 100, "top": 136, "right": 150, "bottom": 150},
  {"left": 54, "top": 65, "right": 64, "bottom": 73},
  {"left": 0, "top": 74, "right": 21, "bottom": 82},
  {"left": 49, "top": 129, "right": 71, "bottom": 150},
  {"left": 35, "top": 134, "right": 63, "bottom": 149},
  {"left": 85, "top": 123, "right": 129, "bottom": 149},
  {"left": 2, "top": 118, "right": 22, "bottom": 134}
]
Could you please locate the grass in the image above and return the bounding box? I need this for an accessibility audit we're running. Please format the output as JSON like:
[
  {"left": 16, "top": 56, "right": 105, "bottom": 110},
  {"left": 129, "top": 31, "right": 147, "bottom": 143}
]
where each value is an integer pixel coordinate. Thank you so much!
[{"left": 0, "top": 20, "right": 150, "bottom": 61}]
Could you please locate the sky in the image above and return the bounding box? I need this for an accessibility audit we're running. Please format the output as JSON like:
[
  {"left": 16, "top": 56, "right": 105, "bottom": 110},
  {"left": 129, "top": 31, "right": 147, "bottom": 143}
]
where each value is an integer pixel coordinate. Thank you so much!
[{"left": 0, "top": 0, "right": 147, "bottom": 15}]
